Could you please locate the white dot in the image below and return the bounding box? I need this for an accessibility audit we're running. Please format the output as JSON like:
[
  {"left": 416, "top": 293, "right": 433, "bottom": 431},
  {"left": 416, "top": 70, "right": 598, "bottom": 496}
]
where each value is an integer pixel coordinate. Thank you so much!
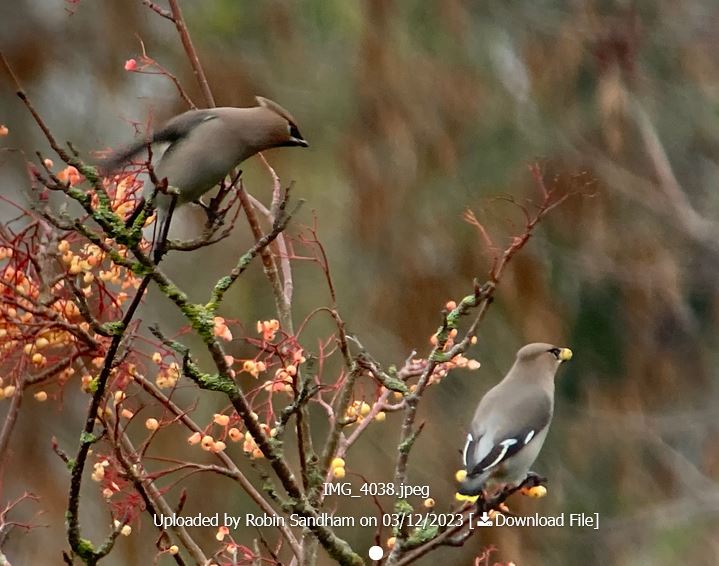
[{"left": 368, "top": 545, "right": 384, "bottom": 560}]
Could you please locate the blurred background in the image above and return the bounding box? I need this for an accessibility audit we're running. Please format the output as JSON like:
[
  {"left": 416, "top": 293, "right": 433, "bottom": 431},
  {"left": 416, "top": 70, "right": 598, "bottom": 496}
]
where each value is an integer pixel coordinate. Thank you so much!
[{"left": 2, "top": 1, "right": 719, "bottom": 564}]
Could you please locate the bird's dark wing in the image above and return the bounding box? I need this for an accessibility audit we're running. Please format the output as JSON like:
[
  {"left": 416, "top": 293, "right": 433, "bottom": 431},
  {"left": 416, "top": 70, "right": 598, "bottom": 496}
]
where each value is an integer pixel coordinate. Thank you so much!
[
  {"left": 153, "top": 110, "right": 216, "bottom": 144},
  {"left": 98, "top": 110, "right": 217, "bottom": 173},
  {"left": 464, "top": 392, "right": 552, "bottom": 478}
]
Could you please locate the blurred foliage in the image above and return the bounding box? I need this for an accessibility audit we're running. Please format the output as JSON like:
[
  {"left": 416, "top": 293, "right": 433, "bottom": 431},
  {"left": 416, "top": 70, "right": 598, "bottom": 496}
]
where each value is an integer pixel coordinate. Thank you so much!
[{"left": 2, "top": 0, "right": 719, "bottom": 564}]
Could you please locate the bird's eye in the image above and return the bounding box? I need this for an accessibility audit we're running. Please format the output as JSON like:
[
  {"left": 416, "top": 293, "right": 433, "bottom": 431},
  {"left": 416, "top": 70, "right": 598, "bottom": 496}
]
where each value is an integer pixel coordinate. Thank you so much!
[{"left": 548, "top": 348, "right": 561, "bottom": 359}]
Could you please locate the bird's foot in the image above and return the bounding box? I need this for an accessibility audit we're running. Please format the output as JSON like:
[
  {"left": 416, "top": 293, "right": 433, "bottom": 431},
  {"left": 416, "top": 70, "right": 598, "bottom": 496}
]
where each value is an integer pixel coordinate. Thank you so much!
[
  {"left": 517, "top": 472, "right": 548, "bottom": 498},
  {"left": 193, "top": 197, "right": 211, "bottom": 213},
  {"left": 521, "top": 471, "right": 547, "bottom": 488},
  {"left": 193, "top": 197, "right": 226, "bottom": 228},
  {"left": 479, "top": 474, "right": 549, "bottom": 511}
]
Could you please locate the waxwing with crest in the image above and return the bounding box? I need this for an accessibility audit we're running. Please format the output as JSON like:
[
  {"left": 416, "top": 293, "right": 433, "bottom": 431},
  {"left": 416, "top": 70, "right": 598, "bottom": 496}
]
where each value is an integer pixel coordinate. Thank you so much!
[
  {"left": 100, "top": 96, "right": 307, "bottom": 239},
  {"left": 456, "top": 343, "right": 573, "bottom": 499}
]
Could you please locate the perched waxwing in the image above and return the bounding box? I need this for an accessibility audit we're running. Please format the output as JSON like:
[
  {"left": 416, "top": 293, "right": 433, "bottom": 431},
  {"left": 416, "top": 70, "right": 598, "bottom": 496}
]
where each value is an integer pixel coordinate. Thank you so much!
[
  {"left": 101, "top": 96, "right": 307, "bottom": 232},
  {"left": 456, "top": 343, "right": 572, "bottom": 499}
]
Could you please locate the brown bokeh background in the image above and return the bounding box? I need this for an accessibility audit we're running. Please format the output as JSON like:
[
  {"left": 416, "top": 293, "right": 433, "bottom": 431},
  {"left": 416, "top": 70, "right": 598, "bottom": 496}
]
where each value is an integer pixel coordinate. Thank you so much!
[{"left": 2, "top": 1, "right": 719, "bottom": 564}]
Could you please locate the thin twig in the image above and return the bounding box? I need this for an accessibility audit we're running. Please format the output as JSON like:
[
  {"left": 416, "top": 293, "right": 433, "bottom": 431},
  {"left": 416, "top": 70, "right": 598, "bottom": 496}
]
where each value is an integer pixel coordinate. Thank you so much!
[
  {"left": 131, "top": 371, "right": 303, "bottom": 560},
  {"left": 237, "top": 183, "right": 294, "bottom": 331},
  {"left": 166, "top": 0, "right": 215, "bottom": 108},
  {"left": 141, "top": 0, "right": 174, "bottom": 21},
  {"left": 0, "top": 376, "right": 25, "bottom": 474}
]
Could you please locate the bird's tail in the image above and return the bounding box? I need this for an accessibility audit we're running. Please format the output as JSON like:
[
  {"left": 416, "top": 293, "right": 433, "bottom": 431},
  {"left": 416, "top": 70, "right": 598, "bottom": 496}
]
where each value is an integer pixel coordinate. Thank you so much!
[
  {"left": 97, "top": 139, "right": 152, "bottom": 175},
  {"left": 458, "top": 476, "right": 485, "bottom": 497},
  {"left": 454, "top": 468, "right": 483, "bottom": 502}
]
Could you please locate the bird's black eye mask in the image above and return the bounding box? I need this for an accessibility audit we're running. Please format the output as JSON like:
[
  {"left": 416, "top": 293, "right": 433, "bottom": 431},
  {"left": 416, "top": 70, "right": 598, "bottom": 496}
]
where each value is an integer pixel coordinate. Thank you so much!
[
  {"left": 289, "top": 123, "right": 302, "bottom": 139},
  {"left": 548, "top": 347, "right": 562, "bottom": 359},
  {"left": 283, "top": 122, "right": 308, "bottom": 147}
]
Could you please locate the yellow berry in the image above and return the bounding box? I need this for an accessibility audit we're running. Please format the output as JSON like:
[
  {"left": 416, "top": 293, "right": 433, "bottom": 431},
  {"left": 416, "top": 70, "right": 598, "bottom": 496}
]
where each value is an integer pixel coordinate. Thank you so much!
[
  {"left": 34, "top": 391, "right": 48, "bottom": 402},
  {"left": 455, "top": 469, "right": 467, "bottom": 482},
  {"left": 423, "top": 498, "right": 435, "bottom": 508},
  {"left": 331, "top": 457, "right": 345, "bottom": 469},
  {"left": 332, "top": 466, "right": 346, "bottom": 479},
  {"left": 145, "top": 418, "right": 159, "bottom": 431},
  {"left": 201, "top": 435, "right": 214, "bottom": 451},
  {"left": 522, "top": 485, "right": 547, "bottom": 498},
  {"left": 386, "top": 536, "right": 396, "bottom": 548}
]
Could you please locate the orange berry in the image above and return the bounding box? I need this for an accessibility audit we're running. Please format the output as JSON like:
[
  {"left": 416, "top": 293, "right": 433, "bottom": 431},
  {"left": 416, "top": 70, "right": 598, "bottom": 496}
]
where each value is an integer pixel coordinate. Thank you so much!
[{"left": 213, "top": 414, "right": 230, "bottom": 426}]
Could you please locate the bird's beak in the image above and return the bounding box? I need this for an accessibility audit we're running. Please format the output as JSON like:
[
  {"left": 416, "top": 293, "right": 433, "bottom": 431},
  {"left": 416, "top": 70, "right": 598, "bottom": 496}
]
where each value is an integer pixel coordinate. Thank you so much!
[
  {"left": 290, "top": 136, "right": 309, "bottom": 148},
  {"left": 559, "top": 348, "right": 573, "bottom": 362}
]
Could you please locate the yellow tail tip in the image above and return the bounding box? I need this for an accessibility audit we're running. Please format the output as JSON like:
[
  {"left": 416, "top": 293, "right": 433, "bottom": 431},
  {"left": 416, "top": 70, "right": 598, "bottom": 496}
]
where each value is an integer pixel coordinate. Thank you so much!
[{"left": 454, "top": 492, "right": 479, "bottom": 503}]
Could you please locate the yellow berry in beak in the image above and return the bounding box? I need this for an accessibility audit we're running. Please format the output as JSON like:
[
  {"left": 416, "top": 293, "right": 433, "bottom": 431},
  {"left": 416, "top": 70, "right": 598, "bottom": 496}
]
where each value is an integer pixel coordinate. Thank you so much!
[
  {"left": 455, "top": 469, "right": 467, "bottom": 482},
  {"left": 559, "top": 348, "right": 573, "bottom": 362}
]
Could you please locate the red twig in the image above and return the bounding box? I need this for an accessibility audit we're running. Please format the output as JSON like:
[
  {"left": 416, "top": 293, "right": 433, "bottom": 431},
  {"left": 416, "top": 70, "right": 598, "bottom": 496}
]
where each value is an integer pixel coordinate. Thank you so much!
[{"left": 130, "top": 37, "right": 196, "bottom": 109}]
